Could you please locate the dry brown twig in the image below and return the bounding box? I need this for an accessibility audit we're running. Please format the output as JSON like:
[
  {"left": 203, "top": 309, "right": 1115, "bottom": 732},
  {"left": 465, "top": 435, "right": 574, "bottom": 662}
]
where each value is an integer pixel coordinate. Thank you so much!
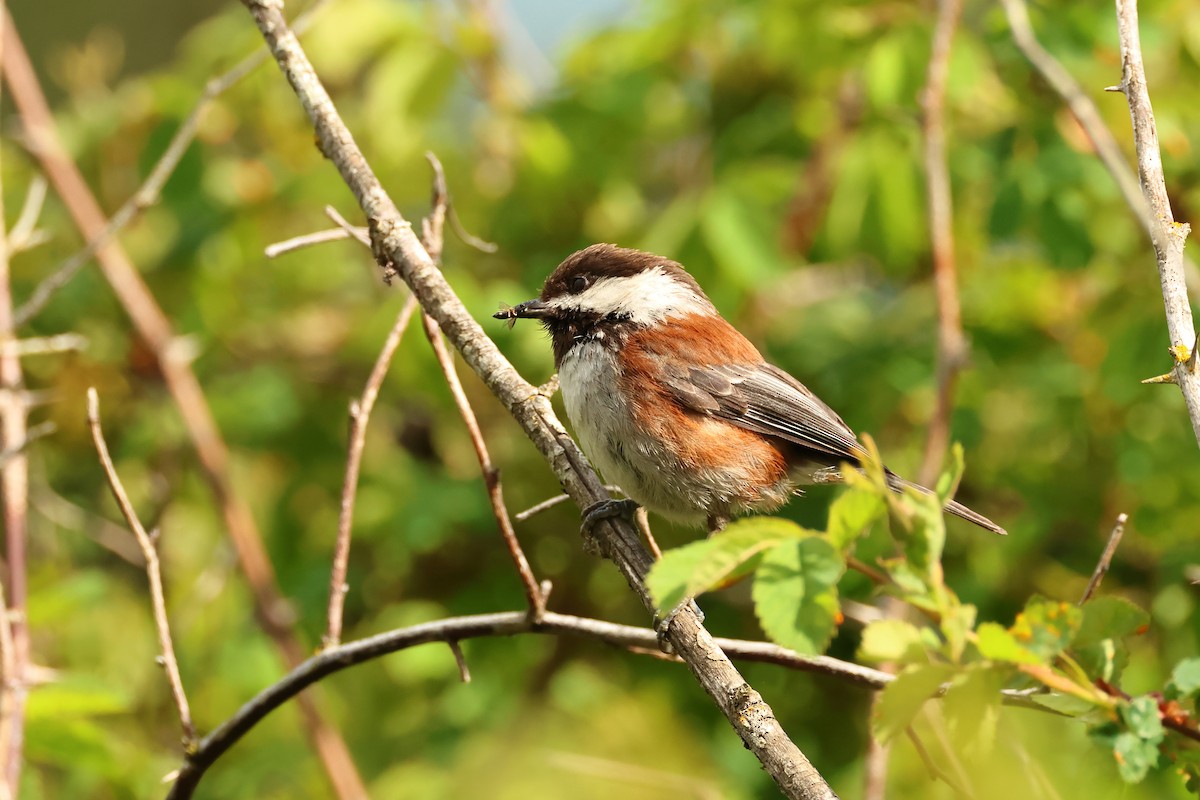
[
  {"left": 0, "top": 9, "right": 366, "bottom": 797},
  {"left": 0, "top": 12, "right": 32, "bottom": 787},
  {"left": 86, "top": 388, "right": 195, "bottom": 746},
  {"left": 918, "top": 0, "right": 967, "bottom": 489},
  {"left": 323, "top": 294, "right": 419, "bottom": 648},
  {"left": 236, "top": 1, "right": 835, "bottom": 797},
  {"left": 1079, "top": 512, "right": 1128, "bottom": 605}
]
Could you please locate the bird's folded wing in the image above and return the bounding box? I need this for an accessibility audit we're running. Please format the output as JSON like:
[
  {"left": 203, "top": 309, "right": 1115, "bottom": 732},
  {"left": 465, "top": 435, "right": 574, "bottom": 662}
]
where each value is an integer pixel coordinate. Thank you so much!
[{"left": 662, "top": 362, "right": 865, "bottom": 462}]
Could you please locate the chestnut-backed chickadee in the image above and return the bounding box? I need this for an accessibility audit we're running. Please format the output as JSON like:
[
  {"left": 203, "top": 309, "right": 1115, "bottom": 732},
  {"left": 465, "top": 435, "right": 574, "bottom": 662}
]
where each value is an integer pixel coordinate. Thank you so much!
[{"left": 497, "top": 244, "right": 1005, "bottom": 537}]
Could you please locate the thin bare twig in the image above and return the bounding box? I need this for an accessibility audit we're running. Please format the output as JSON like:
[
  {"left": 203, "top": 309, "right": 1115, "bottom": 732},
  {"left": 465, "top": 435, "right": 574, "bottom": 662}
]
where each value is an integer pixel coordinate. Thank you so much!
[
  {"left": 1, "top": 12, "right": 366, "bottom": 796},
  {"left": 238, "top": 2, "right": 835, "bottom": 796},
  {"left": 323, "top": 206, "right": 371, "bottom": 246},
  {"left": 418, "top": 153, "right": 546, "bottom": 619},
  {"left": 446, "top": 639, "right": 471, "bottom": 683},
  {"left": 323, "top": 293, "right": 419, "bottom": 648},
  {"left": 7, "top": 174, "right": 45, "bottom": 253},
  {"left": 1079, "top": 513, "right": 1128, "bottom": 605},
  {"left": 264, "top": 227, "right": 355, "bottom": 258},
  {"left": 918, "top": 0, "right": 967, "bottom": 488},
  {"left": 1112, "top": 0, "right": 1199, "bottom": 445},
  {"left": 514, "top": 485, "right": 623, "bottom": 523},
  {"left": 86, "top": 388, "right": 195, "bottom": 746},
  {"left": 0, "top": 332, "right": 86, "bottom": 357}
]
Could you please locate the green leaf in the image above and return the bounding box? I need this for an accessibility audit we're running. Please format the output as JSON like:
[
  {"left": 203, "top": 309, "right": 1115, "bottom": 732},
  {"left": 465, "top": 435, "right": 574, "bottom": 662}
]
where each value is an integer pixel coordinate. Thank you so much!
[
  {"left": 1113, "top": 731, "right": 1159, "bottom": 783},
  {"left": 1029, "top": 692, "right": 1099, "bottom": 717},
  {"left": 1073, "top": 638, "right": 1123, "bottom": 684},
  {"left": 827, "top": 486, "right": 886, "bottom": 551},
  {"left": 872, "top": 663, "right": 956, "bottom": 743},
  {"left": 1120, "top": 696, "right": 1165, "bottom": 744},
  {"left": 942, "top": 665, "right": 1006, "bottom": 758},
  {"left": 646, "top": 517, "right": 804, "bottom": 610},
  {"left": 1075, "top": 596, "right": 1149, "bottom": 647},
  {"left": 975, "top": 622, "right": 1040, "bottom": 665},
  {"left": 752, "top": 537, "right": 844, "bottom": 655},
  {"left": 1010, "top": 598, "right": 1083, "bottom": 660},
  {"left": 934, "top": 443, "right": 965, "bottom": 503},
  {"left": 940, "top": 603, "right": 977, "bottom": 664},
  {"left": 859, "top": 619, "right": 934, "bottom": 664},
  {"left": 1168, "top": 657, "right": 1200, "bottom": 700}
]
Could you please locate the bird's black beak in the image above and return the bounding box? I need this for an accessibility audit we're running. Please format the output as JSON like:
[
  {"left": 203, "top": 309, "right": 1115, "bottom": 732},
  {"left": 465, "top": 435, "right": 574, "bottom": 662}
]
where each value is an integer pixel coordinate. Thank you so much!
[{"left": 494, "top": 298, "right": 552, "bottom": 324}]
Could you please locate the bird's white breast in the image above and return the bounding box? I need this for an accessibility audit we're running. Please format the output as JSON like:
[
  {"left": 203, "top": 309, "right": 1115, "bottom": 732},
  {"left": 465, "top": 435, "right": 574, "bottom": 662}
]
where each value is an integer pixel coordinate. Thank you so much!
[{"left": 557, "top": 340, "right": 711, "bottom": 524}]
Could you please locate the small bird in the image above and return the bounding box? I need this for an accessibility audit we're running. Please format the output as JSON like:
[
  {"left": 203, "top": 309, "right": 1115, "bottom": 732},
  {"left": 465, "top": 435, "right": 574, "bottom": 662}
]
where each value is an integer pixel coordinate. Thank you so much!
[{"left": 496, "top": 244, "right": 1005, "bottom": 537}]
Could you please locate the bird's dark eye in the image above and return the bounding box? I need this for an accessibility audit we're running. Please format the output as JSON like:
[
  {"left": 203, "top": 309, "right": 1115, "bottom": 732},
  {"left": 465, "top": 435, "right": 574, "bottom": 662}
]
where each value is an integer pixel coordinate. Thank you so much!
[{"left": 568, "top": 275, "right": 589, "bottom": 294}]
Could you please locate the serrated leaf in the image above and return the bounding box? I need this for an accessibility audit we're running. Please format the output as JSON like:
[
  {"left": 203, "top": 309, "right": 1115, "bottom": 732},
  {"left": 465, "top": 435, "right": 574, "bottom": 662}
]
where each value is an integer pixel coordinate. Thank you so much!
[
  {"left": 1120, "top": 696, "right": 1165, "bottom": 744},
  {"left": 1011, "top": 598, "right": 1083, "bottom": 660},
  {"left": 1113, "top": 730, "right": 1159, "bottom": 783},
  {"left": 976, "top": 622, "right": 1041, "bottom": 665},
  {"left": 827, "top": 487, "right": 886, "bottom": 551},
  {"left": 647, "top": 518, "right": 804, "bottom": 610},
  {"left": 1168, "top": 657, "right": 1200, "bottom": 699},
  {"left": 1075, "top": 596, "right": 1149, "bottom": 647},
  {"left": 872, "top": 663, "right": 956, "bottom": 743},
  {"left": 752, "top": 537, "right": 844, "bottom": 655},
  {"left": 859, "top": 619, "right": 932, "bottom": 664}
]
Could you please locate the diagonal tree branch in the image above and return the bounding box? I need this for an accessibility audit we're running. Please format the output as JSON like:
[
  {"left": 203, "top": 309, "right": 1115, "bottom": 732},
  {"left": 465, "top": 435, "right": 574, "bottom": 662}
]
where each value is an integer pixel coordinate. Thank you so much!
[
  {"left": 236, "top": 1, "right": 836, "bottom": 797},
  {"left": 0, "top": 11, "right": 367, "bottom": 798},
  {"left": 1112, "top": 0, "right": 1199, "bottom": 446}
]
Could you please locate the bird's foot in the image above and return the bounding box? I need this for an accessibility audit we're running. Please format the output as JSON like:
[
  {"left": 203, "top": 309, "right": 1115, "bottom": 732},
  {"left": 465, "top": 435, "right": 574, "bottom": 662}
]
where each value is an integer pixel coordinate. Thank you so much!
[
  {"left": 580, "top": 498, "right": 640, "bottom": 556},
  {"left": 654, "top": 598, "right": 704, "bottom": 654}
]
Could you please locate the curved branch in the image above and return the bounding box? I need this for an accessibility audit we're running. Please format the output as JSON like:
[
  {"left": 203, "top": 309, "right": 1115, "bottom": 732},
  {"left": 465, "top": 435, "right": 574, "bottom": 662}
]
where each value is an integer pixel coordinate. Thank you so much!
[
  {"left": 166, "top": 610, "right": 890, "bottom": 798},
  {"left": 237, "top": 1, "right": 836, "bottom": 797}
]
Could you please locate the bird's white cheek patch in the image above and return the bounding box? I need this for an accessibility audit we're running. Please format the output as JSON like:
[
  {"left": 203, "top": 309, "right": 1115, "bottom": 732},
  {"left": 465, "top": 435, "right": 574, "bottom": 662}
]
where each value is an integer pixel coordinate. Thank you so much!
[{"left": 548, "top": 267, "right": 712, "bottom": 325}]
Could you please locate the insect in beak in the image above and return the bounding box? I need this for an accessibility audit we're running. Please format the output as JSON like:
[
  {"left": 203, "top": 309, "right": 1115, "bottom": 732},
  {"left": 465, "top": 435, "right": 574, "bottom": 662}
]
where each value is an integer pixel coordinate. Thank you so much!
[{"left": 493, "top": 298, "right": 551, "bottom": 326}]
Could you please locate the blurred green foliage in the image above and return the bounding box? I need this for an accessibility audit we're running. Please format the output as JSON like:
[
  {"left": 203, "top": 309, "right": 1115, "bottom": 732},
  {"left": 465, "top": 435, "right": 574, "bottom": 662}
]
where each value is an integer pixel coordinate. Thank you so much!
[{"left": 5, "top": 0, "right": 1200, "bottom": 797}]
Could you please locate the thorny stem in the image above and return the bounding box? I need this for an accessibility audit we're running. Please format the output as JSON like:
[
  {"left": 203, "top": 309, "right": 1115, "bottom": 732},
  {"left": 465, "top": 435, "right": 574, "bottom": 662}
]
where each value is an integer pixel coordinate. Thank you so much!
[{"left": 1113, "top": 0, "right": 1199, "bottom": 445}]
